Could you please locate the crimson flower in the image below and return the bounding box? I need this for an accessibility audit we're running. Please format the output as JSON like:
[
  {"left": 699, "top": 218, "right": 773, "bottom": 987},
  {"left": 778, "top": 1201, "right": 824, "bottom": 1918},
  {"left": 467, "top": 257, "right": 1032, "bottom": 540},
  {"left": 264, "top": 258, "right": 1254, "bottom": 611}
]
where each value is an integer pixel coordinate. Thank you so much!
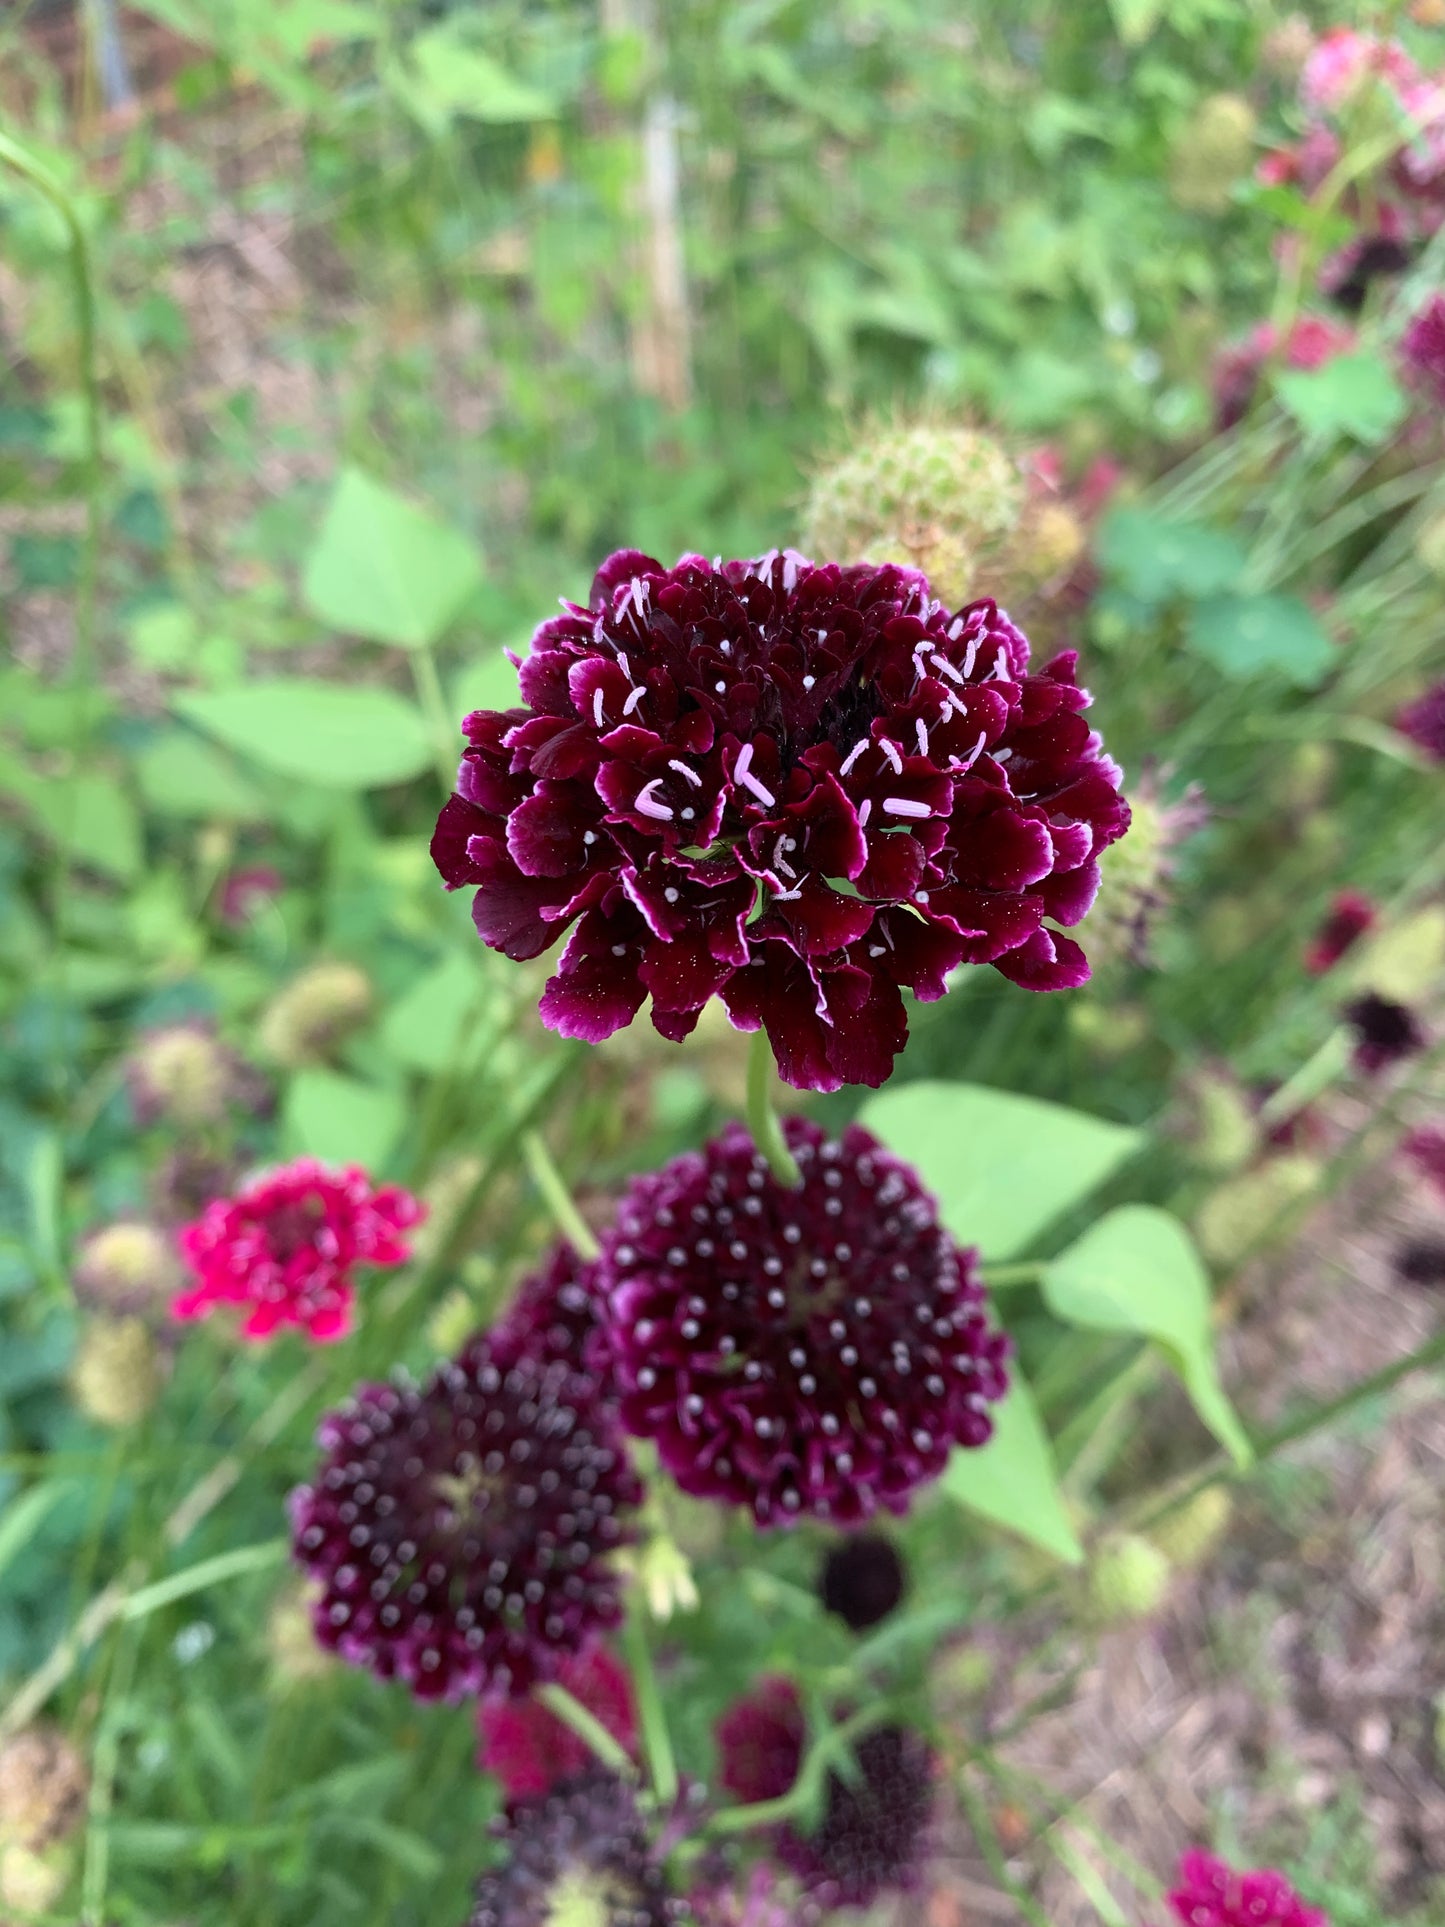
[
  {"left": 432, "top": 549, "right": 1129, "bottom": 1093},
  {"left": 476, "top": 1644, "right": 637, "bottom": 1802},
  {"left": 599, "top": 1117, "right": 1009, "bottom": 1526},
  {"left": 174, "top": 1159, "right": 422, "bottom": 1342},
  {"left": 714, "top": 1678, "right": 934, "bottom": 1910},
  {"left": 1299, "top": 28, "right": 1420, "bottom": 114},
  {"left": 1396, "top": 679, "right": 1445, "bottom": 761},
  {"left": 1167, "top": 1849, "right": 1327, "bottom": 1927},
  {"left": 1303, "top": 890, "right": 1375, "bottom": 974},
  {"left": 290, "top": 1342, "right": 642, "bottom": 1701},
  {"left": 1401, "top": 292, "right": 1445, "bottom": 407}
]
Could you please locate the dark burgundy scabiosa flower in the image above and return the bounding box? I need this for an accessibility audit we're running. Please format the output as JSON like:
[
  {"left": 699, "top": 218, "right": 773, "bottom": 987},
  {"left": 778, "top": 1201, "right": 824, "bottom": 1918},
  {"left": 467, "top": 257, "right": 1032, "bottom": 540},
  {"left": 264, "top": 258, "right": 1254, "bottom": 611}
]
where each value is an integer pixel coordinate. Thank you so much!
[
  {"left": 1167, "top": 1849, "right": 1328, "bottom": 1927},
  {"left": 489, "top": 1241, "right": 608, "bottom": 1377},
  {"left": 431, "top": 549, "right": 1130, "bottom": 1093},
  {"left": 476, "top": 1643, "right": 637, "bottom": 1802},
  {"left": 1394, "top": 1237, "right": 1445, "bottom": 1287},
  {"left": 1303, "top": 890, "right": 1376, "bottom": 974},
  {"left": 1395, "top": 679, "right": 1445, "bottom": 761},
  {"left": 1403, "top": 1122, "right": 1445, "bottom": 1198},
  {"left": 174, "top": 1159, "right": 423, "bottom": 1343},
  {"left": 599, "top": 1117, "right": 1009, "bottom": 1527},
  {"left": 714, "top": 1679, "right": 935, "bottom": 1910},
  {"left": 468, "top": 1771, "right": 687, "bottom": 1927},
  {"left": 1343, "top": 993, "right": 1427, "bottom": 1073},
  {"left": 1401, "top": 292, "right": 1445, "bottom": 407},
  {"left": 818, "top": 1533, "right": 906, "bottom": 1631},
  {"left": 290, "top": 1343, "right": 642, "bottom": 1702}
]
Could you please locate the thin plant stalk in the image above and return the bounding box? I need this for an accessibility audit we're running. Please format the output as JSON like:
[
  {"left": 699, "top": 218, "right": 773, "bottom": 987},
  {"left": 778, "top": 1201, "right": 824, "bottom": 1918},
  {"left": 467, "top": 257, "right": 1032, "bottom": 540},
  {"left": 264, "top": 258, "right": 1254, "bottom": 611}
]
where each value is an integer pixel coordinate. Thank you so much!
[{"left": 745, "top": 1030, "right": 801, "bottom": 1187}]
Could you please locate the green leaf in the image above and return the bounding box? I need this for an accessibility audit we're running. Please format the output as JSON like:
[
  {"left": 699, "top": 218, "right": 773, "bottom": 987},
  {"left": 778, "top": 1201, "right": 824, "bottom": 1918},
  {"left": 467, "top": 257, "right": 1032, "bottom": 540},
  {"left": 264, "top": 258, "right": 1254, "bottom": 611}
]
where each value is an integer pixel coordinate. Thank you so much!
[
  {"left": 284, "top": 1069, "right": 404, "bottom": 1170},
  {"left": 1096, "top": 508, "right": 1248, "bottom": 604},
  {"left": 1107, "top": 0, "right": 1166, "bottom": 43},
  {"left": 135, "top": 730, "right": 268, "bottom": 820},
  {"left": 858, "top": 1080, "right": 1142, "bottom": 1261},
  {"left": 941, "top": 1373, "right": 1083, "bottom": 1564},
  {"left": 1043, "top": 1205, "right": 1252, "bottom": 1465},
  {"left": 303, "top": 468, "right": 483, "bottom": 651},
  {"left": 379, "top": 952, "right": 487, "bottom": 1072},
  {"left": 1186, "top": 593, "right": 1334, "bottom": 687},
  {"left": 0, "top": 1483, "right": 73, "bottom": 1586},
  {"left": 404, "top": 26, "right": 557, "bottom": 125},
  {"left": 7, "top": 767, "right": 143, "bottom": 880},
  {"left": 174, "top": 680, "right": 433, "bottom": 790},
  {"left": 1276, "top": 352, "right": 1408, "bottom": 445}
]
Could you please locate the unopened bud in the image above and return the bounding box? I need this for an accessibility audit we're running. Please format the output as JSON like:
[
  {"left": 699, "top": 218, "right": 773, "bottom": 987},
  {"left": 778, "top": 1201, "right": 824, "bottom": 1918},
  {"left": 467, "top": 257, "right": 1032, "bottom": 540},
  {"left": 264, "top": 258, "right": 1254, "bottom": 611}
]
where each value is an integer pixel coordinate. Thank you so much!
[
  {"left": 128, "top": 1022, "right": 236, "bottom": 1126},
  {"left": 1147, "top": 1487, "right": 1233, "bottom": 1571},
  {"left": 1084, "top": 1531, "right": 1172, "bottom": 1626},
  {"left": 1169, "top": 95, "right": 1257, "bottom": 213},
  {"left": 1193, "top": 1155, "right": 1323, "bottom": 1266},
  {"left": 70, "top": 1318, "right": 162, "bottom": 1429},
  {"left": 74, "top": 1221, "right": 180, "bottom": 1313},
  {"left": 617, "top": 1534, "right": 699, "bottom": 1623},
  {"left": 258, "top": 962, "right": 372, "bottom": 1065}
]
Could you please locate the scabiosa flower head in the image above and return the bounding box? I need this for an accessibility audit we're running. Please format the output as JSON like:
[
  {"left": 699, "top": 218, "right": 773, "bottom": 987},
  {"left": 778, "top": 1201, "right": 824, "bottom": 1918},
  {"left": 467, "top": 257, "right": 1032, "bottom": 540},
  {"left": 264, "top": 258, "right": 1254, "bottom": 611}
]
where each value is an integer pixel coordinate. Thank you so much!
[
  {"left": 174, "top": 1159, "right": 423, "bottom": 1342},
  {"left": 1395, "top": 678, "right": 1445, "bottom": 761},
  {"left": 1401, "top": 292, "right": 1445, "bottom": 406},
  {"left": 490, "top": 1241, "right": 608, "bottom": 1377},
  {"left": 600, "top": 1118, "right": 1009, "bottom": 1526},
  {"left": 69, "top": 1317, "right": 163, "bottom": 1429},
  {"left": 1344, "top": 992, "right": 1427, "bottom": 1073},
  {"left": 1168, "top": 93, "right": 1257, "bottom": 213},
  {"left": 468, "top": 1771, "right": 686, "bottom": 1927},
  {"left": 714, "top": 1681, "right": 935, "bottom": 1910},
  {"left": 477, "top": 1644, "right": 637, "bottom": 1801},
  {"left": 1394, "top": 1237, "right": 1445, "bottom": 1286},
  {"left": 1085, "top": 773, "right": 1208, "bottom": 968},
  {"left": 217, "top": 863, "right": 283, "bottom": 925},
  {"left": 152, "top": 1146, "right": 237, "bottom": 1226},
  {"left": 126, "top": 1020, "right": 248, "bottom": 1127},
  {"left": 290, "top": 1342, "right": 642, "bottom": 1702},
  {"left": 1167, "top": 1849, "right": 1327, "bottom": 1927},
  {"left": 74, "top": 1220, "right": 181, "bottom": 1314},
  {"left": 1299, "top": 28, "right": 1420, "bottom": 114},
  {"left": 818, "top": 1532, "right": 906, "bottom": 1631},
  {"left": 0, "top": 1727, "right": 88, "bottom": 1851},
  {"left": 801, "top": 423, "right": 1025, "bottom": 611},
  {"left": 432, "top": 549, "right": 1130, "bottom": 1093},
  {"left": 1303, "top": 890, "right": 1376, "bottom": 974},
  {"left": 258, "top": 961, "right": 373, "bottom": 1066},
  {"left": 1403, "top": 1122, "right": 1445, "bottom": 1196},
  {"left": 1320, "top": 202, "right": 1426, "bottom": 313}
]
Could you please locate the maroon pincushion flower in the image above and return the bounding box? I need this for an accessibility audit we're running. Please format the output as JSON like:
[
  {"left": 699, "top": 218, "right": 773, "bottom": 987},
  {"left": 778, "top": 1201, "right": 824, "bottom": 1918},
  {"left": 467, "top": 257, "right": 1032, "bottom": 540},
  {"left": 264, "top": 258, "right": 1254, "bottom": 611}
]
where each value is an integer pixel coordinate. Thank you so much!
[
  {"left": 476, "top": 1644, "right": 637, "bottom": 1802},
  {"left": 714, "top": 1679, "right": 934, "bottom": 1910},
  {"left": 290, "top": 1342, "right": 642, "bottom": 1702},
  {"left": 599, "top": 1117, "right": 1009, "bottom": 1527},
  {"left": 432, "top": 549, "right": 1130, "bottom": 1093},
  {"left": 1167, "top": 1849, "right": 1327, "bottom": 1927},
  {"left": 1403, "top": 1123, "right": 1445, "bottom": 1198},
  {"left": 1395, "top": 679, "right": 1445, "bottom": 762},
  {"left": 1401, "top": 292, "right": 1445, "bottom": 407},
  {"left": 818, "top": 1532, "right": 906, "bottom": 1631},
  {"left": 1344, "top": 993, "right": 1426, "bottom": 1074},
  {"left": 174, "top": 1159, "right": 423, "bottom": 1343},
  {"left": 1303, "top": 890, "right": 1376, "bottom": 974},
  {"left": 1394, "top": 1237, "right": 1445, "bottom": 1287},
  {"left": 489, "top": 1241, "right": 608, "bottom": 1377},
  {"left": 468, "top": 1771, "right": 686, "bottom": 1927}
]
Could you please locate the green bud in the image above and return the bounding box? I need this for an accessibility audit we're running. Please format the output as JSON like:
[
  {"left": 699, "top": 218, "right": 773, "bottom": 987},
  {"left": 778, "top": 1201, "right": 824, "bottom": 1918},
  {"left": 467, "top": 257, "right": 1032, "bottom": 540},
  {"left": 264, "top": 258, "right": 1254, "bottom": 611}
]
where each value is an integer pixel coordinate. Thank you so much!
[
  {"left": 70, "top": 1318, "right": 162, "bottom": 1429},
  {"left": 1084, "top": 1531, "right": 1172, "bottom": 1626},
  {"left": 1193, "top": 1155, "right": 1323, "bottom": 1267},
  {"left": 74, "top": 1221, "right": 180, "bottom": 1312},
  {"left": 130, "top": 1024, "right": 233, "bottom": 1126},
  {"left": 1086, "top": 780, "right": 1207, "bottom": 969},
  {"left": 1148, "top": 1487, "right": 1233, "bottom": 1571},
  {"left": 1168, "top": 94, "right": 1257, "bottom": 212},
  {"left": 803, "top": 422, "right": 1024, "bottom": 609},
  {"left": 258, "top": 962, "right": 372, "bottom": 1065}
]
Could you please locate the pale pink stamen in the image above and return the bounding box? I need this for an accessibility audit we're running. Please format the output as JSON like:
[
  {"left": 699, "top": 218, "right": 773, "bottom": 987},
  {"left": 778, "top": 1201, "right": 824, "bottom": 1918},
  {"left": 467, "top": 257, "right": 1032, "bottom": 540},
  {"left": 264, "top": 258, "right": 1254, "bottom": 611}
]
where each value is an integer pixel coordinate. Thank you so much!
[
  {"left": 880, "top": 739, "right": 903, "bottom": 775},
  {"left": 667, "top": 759, "right": 702, "bottom": 788},
  {"left": 857, "top": 798, "right": 872, "bottom": 828},
  {"left": 883, "top": 797, "right": 931, "bottom": 819},
  {"left": 592, "top": 689, "right": 606, "bottom": 729},
  {"left": 634, "top": 779, "right": 675, "bottom": 822},
  {"left": 839, "top": 739, "right": 869, "bottom": 779}
]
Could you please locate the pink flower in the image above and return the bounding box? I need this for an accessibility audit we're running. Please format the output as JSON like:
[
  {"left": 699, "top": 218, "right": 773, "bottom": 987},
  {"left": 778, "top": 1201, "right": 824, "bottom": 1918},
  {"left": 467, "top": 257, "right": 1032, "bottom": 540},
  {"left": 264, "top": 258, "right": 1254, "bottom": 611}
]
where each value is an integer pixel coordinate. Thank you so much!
[
  {"left": 218, "top": 865, "right": 283, "bottom": 925},
  {"left": 1212, "top": 316, "right": 1354, "bottom": 429},
  {"left": 476, "top": 1644, "right": 637, "bottom": 1801},
  {"left": 174, "top": 1159, "right": 423, "bottom": 1341},
  {"left": 1303, "top": 890, "right": 1375, "bottom": 974},
  {"left": 1403, "top": 1123, "right": 1445, "bottom": 1199},
  {"left": 1401, "top": 292, "right": 1445, "bottom": 407},
  {"left": 1299, "top": 29, "right": 1420, "bottom": 116},
  {"left": 1167, "top": 1848, "right": 1327, "bottom": 1927}
]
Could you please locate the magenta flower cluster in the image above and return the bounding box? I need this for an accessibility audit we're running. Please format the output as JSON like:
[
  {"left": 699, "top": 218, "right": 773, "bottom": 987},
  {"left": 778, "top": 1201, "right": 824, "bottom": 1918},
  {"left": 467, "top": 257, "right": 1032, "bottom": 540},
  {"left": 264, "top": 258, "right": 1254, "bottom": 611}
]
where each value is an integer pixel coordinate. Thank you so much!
[{"left": 433, "top": 548, "right": 1129, "bottom": 1091}]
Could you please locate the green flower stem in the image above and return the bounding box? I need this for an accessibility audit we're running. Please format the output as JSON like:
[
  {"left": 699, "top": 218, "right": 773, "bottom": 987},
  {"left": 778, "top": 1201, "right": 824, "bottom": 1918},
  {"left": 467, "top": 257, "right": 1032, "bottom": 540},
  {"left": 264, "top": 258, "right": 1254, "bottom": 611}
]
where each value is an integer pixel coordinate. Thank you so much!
[
  {"left": 535, "top": 1684, "right": 640, "bottom": 1782},
  {"left": 706, "top": 1704, "right": 891, "bottom": 1837},
  {"left": 621, "top": 1608, "right": 678, "bottom": 1808},
  {"left": 522, "top": 1127, "right": 602, "bottom": 1264},
  {"left": 979, "top": 1261, "right": 1043, "bottom": 1290},
  {"left": 953, "top": 1768, "right": 1052, "bottom": 1927},
  {"left": 745, "top": 1030, "right": 802, "bottom": 1188}
]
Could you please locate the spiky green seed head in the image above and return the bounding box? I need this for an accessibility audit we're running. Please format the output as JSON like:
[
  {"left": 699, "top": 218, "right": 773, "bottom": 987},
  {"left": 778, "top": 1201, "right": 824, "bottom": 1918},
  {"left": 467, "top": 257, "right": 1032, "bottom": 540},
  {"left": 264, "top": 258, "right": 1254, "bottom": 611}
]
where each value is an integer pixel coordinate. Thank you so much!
[
  {"left": 74, "top": 1221, "right": 180, "bottom": 1312},
  {"left": 69, "top": 1317, "right": 162, "bottom": 1429},
  {"left": 1085, "top": 1532, "right": 1172, "bottom": 1626},
  {"left": 1192, "top": 1155, "right": 1323, "bottom": 1267},
  {"left": 995, "top": 500, "right": 1086, "bottom": 598},
  {"left": 130, "top": 1024, "right": 232, "bottom": 1125},
  {"left": 1148, "top": 1487, "right": 1234, "bottom": 1571},
  {"left": 258, "top": 961, "right": 372, "bottom": 1064},
  {"left": 1168, "top": 94, "right": 1257, "bottom": 212},
  {"left": 1086, "top": 782, "right": 1205, "bottom": 969},
  {"left": 0, "top": 1728, "right": 88, "bottom": 1852},
  {"left": 802, "top": 423, "right": 1024, "bottom": 609}
]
